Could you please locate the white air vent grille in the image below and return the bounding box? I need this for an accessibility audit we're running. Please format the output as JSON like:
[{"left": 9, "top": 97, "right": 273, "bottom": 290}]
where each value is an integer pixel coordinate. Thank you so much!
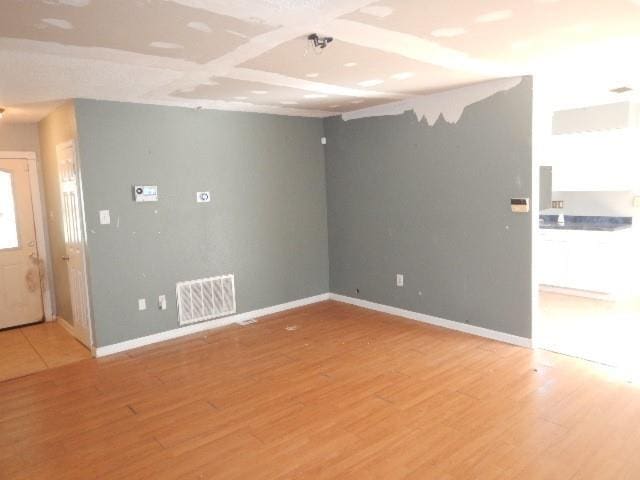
[{"left": 176, "top": 274, "right": 236, "bottom": 326}]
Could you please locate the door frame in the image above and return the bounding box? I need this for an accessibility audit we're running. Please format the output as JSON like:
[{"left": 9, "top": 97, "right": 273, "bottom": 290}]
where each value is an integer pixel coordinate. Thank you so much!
[
  {"left": 55, "top": 140, "right": 95, "bottom": 351},
  {"left": 0, "top": 150, "right": 54, "bottom": 322}
]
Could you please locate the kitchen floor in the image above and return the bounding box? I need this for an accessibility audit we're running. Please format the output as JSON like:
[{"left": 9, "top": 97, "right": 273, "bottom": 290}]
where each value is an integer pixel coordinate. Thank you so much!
[
  {"left": 0, "top": 321, "right": 91, "bottom": 382},
  {"left": 537, "top": 290, "right": 640, "bottom": 371}
]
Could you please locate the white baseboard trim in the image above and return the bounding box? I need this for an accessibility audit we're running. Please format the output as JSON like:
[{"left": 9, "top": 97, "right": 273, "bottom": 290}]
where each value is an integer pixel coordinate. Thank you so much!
[
  {"left": 94, "top": 293, "right": 330, "bottom": 358},
  {"left": 329, "top": 293, "right": 532, "bottom": 348},
  {"left": 56, "top": 316, "right": 76, "bottom": 337},
  {"left": 94, "top": 291, "right": 530, "bottom": 357},
  {"left": 539, "top": 285, "right": 613, "bottom": 301}
]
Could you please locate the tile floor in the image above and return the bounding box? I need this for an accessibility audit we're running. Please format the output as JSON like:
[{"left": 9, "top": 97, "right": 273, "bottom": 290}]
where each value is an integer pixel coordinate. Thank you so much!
[{"left": 0, "top": 321, "right": 91, "bottom": 382}]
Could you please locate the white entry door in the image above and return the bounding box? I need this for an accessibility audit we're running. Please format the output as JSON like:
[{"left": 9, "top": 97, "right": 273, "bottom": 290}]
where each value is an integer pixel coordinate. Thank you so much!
[
  {"left": 57, "top": 142, "right": 92, "bottom": 348},
  {"left": 0, "top": 158, "right": 44, "bottom": 328}
]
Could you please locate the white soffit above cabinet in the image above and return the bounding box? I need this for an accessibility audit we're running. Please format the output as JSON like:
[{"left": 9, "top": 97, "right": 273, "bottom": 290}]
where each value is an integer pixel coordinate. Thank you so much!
[
  {"left": 553, "top": 102, "right": 640, "bottom": 134},
  {"left": 1, "top": 0, "right": 640, "bottom": 121}
]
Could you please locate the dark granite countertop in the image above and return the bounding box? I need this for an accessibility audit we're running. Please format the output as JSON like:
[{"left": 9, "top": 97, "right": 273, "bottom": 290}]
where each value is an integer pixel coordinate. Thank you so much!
[{"left": 539, "top": 215, "right": 633, "bottom": 232}]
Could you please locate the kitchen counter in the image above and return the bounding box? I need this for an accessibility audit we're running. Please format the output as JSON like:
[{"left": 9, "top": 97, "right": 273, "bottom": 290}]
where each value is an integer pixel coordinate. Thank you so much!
[
  {"left": 539, "top": 215, "right": 632, "bottom": 232},
  {"left": 539, "top": 223, "right": 632, "bottom": 231},
  {"left": 539, "top": 216, "right": 637, "bottom": 295}
]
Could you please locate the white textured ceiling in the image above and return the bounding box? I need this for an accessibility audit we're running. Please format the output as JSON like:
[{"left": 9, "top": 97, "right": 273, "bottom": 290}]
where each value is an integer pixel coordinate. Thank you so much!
[{"left": 1, "top": 0, "right": 639, "bottom": 122}]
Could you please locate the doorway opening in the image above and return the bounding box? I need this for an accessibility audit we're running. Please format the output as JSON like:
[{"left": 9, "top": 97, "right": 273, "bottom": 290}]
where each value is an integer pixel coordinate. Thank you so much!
[
  {"left": 0, "top": 148, "right": 93, "bottom": 382},
  {"left": 533, "top": 88, "right": 640, "bottom": 377}
]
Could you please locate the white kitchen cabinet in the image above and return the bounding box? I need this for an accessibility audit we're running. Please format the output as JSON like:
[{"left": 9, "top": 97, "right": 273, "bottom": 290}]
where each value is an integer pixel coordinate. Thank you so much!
[
  {"left": 567, "top": 238, "right": 616, "bottom": 293},
  {"left": 538, "top": 236, "right": 569, "bottom": 287},
  {"left": 538, "top": 228, "right": 633, "bottom": 296}
]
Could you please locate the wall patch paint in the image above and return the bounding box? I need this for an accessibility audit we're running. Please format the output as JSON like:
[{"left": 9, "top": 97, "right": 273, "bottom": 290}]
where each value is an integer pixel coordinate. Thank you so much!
[
  {"left": 225, "top": 29, "right": 249, "bottom": 39},
  {"left": 342, "top": 76, "right": 523, "bottom": 125},
  {"left": 46, "top": 0, "right": 92, "bottom": 6},
  {"left": 187, "top": 21, "right": 212, "bottom": 33},
  {"left": 359, "top": 6, "right": 394, "bottom": 18},
  {"left": 40, "top": 18, "right": 74, "bottom": 29},
  {"left": 430, "top": 27, "right": 466, "bottom": 38},
  {"left": 149, "top": 41, "right": 184, "bottom": 49},
  {"left": 475, "top": 10, "right": 513, "bottom": 23},
  {"left": 390, "top": 72, "right": 415, "bottom": 80}
]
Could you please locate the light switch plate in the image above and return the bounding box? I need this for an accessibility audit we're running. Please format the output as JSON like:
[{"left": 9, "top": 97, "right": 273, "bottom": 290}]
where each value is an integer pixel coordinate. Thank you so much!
[
  {"left": 396, "top": 274, "right": 404, "bottom": 287},
  {"left": 196, "top": 191, "right": 211, "bottom": 203},
  {"left": 99, "top": 209, "right": 110, "bottom": 225},
  {"left": 138, "top": 298, "right": 146, "bottom": 311},
  {"left": 158, "top": 295, "right": 167, "bottom": 310}
]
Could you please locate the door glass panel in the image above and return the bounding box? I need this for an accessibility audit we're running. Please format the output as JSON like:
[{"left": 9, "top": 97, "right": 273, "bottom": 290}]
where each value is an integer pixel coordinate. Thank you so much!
[{"left": 0, "top": 170, "right": 19, "bottom": 249}]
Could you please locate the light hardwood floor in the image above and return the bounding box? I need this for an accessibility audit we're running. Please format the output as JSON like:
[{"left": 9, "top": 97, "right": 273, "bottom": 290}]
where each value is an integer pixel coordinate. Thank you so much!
[
  {"left": 0, "top": 321, "right": 91, "bottom": 382},
  {"left": 2, "top": 300, "right": 640, "bottom": 479}
]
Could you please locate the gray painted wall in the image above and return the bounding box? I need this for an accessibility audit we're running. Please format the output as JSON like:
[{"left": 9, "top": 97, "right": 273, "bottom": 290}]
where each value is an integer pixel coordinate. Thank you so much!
[
  {"left": 74, "top": 100, "right": 329, "bottom": 346},
  {"left": 324, "top": 77, "right": 534, "bottom": 338}
]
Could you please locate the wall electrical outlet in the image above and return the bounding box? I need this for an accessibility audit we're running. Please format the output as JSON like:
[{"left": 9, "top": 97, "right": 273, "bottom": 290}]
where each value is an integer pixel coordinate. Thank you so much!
[
  {"left": 396, "top": 274, "right": 404, "bottom": 287},
  {"left": 158, "top": 294, "right": 167, "bottom": 310},
  {"left": 99, "top": 209, "right": 110, "bottom": 225},
  {"left": 321, "top": 137, "right": 327, "bottom": 145},
  {"left": 138, "top": 298, "right": 146, "bottom": 311}
]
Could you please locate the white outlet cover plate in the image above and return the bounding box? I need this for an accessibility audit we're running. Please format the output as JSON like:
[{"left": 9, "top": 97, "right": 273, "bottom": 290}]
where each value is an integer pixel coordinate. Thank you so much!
[
  {"left": 396, "top": 274, "right": 404, "bottom": 287},
  {"left": 138, "top": 298, "right": 146, "bottom": 311},
  {"left": 196, "top": 191, "right": 211, "bottom": 203},
  {"left": 99, "top": 209, "right": 110, "bottom": 225}
]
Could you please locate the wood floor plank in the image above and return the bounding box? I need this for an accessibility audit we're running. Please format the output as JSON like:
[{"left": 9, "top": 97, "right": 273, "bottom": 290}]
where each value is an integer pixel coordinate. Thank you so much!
[{"left": 2, "top": 300, "right": 640, "bottom": 479}]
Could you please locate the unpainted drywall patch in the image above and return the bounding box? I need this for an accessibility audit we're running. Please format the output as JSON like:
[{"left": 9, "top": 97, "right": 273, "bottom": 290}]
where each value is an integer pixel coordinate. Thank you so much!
[
  {"left": 475, "top": 10, "right": 513, "bottom": 23},
  {"left": 43, "top": 0, "right": 91, "bottom": 6},
  {"left": 430, "top": 27, "right": 465, "bottom": 38},
  {"left": 4, "top": 0, "right": 275, "bottom": 65},
  {"left": 41, "top": 18, "right": 74, "bottom": 29},
  {"left": 225, "top": 29, "right": 249, "bottom": 39},
  {"left": 359, "top": 5, "right": 394, "bottom": 17},
  {"left": 150, "top": 41, "right": 183, "bottom": 49},
  {"left": 342, "top": 76, "right": 523, "bottom": 124},
  {"left": 187, "top": 21, "right": 212, "bottom": 33}
]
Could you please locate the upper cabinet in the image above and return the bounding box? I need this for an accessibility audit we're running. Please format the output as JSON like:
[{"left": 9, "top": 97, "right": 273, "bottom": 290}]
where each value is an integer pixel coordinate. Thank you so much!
[
  {"left": 546, "top": 102, "right": 640, "bottom": 192},
  {"left": 552, "top": 102, "right": 639, "bottom": 135},
  {"left": 548, "top": 129, "right": 640, "bottom": 191}
]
